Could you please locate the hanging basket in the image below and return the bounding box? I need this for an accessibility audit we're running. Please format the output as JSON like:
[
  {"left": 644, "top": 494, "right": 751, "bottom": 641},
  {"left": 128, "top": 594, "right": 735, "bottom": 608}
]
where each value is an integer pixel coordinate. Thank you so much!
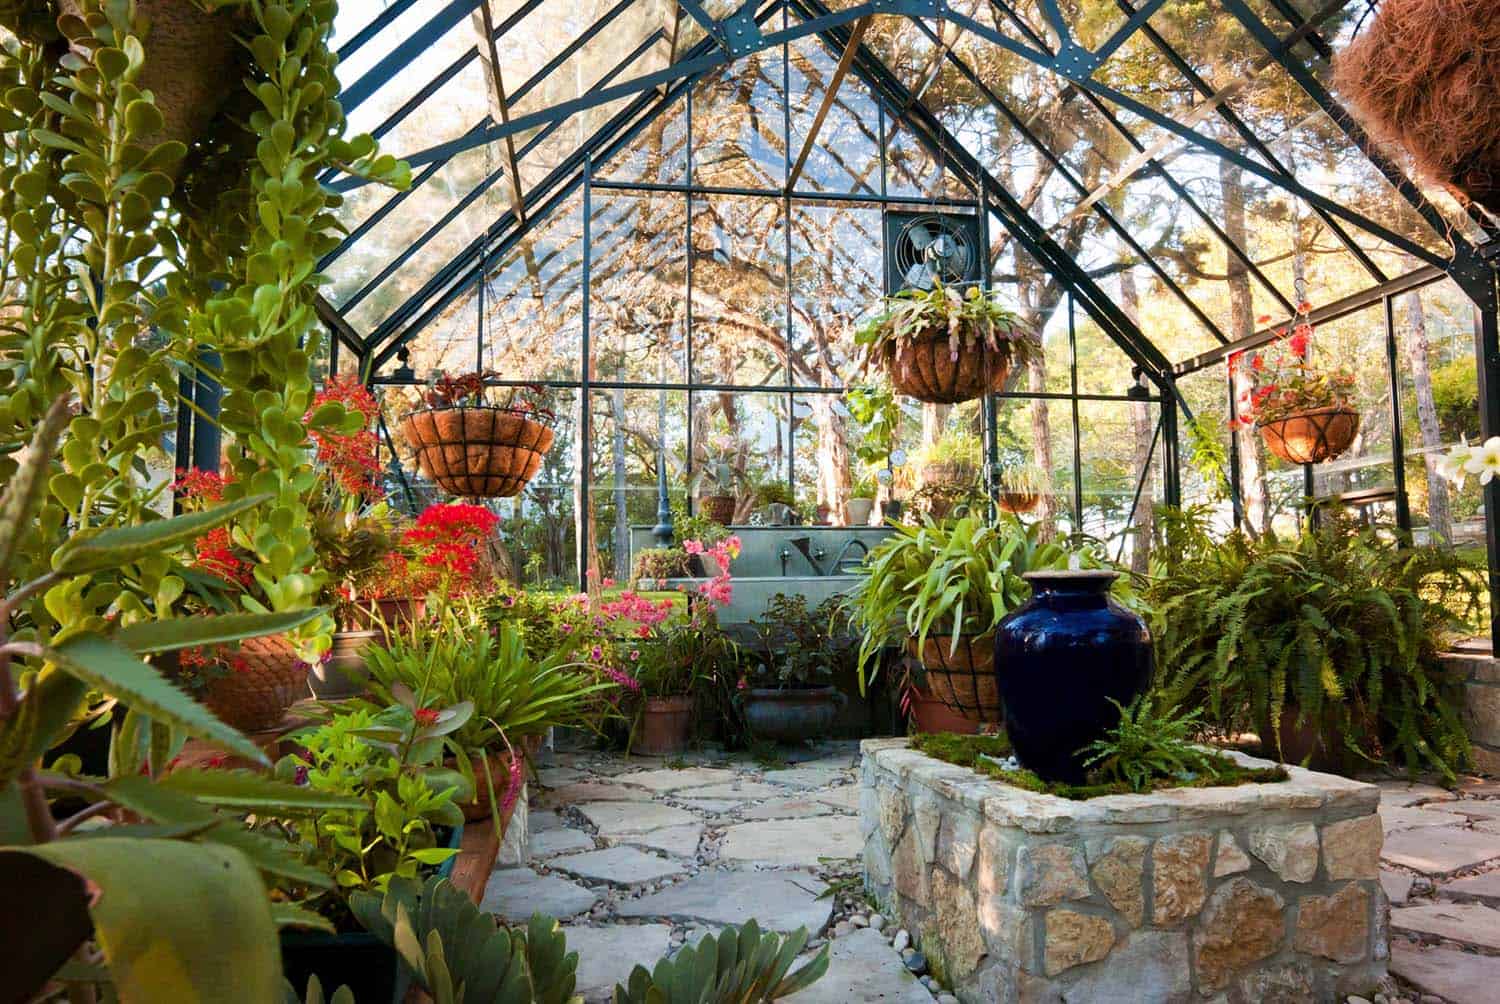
[
  {"left": 58, "top": 0, "right": 242, "bottom": 157},
  {"left": 698, "top": 494, "right": 737, "bottom": 526},
  {"left": 906, "top": 634, "right": 1001, "bottom": 725},
  {"left": 921, "top": 462, "right": 978, "bottom": 488},
  {"left": 997, "top": 490, "right": 1042, "bottom": 515},
  {"left": 399, "top": 406, "right": 555, "bottom": 498},
  {"left": 201, "top": 635, "right": 308, "bottom": 733},
  {"left": 1256, "top": 407, "right": 1361, "bottom": 465},
  {"left": 881, "top": 330, "right": 1016, "bottom": 405}
]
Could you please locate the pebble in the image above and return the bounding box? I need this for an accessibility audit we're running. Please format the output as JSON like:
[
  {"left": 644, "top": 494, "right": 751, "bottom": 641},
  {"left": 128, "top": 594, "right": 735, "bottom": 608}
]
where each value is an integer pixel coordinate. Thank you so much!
[
  {"left": 892, "top": 929, "right": 911, "bottom": 952},
  {"left": 938, "top": 996, "right": 959, "bottom": 1004},
  {"left": 868, "top": 913, "right": 886, "bottom": 931},
  {"left": 851, "top": 914, "right": 869, "bottom": 928},
  {"left": 920, "top": 975, "right": 936, "bottom": 989},
  {"left": 904, "top": 951, "right": 927, "bottom": 975},
  {"left": 1349, "top": 998, "right": 1371, "bottom": 1004},
  {"left": 833, "top": 921, "right": 854, "bottom": 938}
]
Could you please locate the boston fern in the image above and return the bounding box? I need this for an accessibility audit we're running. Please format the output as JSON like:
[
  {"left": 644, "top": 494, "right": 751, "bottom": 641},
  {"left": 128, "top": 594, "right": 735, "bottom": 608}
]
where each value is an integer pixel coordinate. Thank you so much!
[
  {"left": 1081, "top": 696, "right": 1224, "bottom": 793},
  {"left": 1148, "top": 507, "right": 1483, "bottom": 779}
]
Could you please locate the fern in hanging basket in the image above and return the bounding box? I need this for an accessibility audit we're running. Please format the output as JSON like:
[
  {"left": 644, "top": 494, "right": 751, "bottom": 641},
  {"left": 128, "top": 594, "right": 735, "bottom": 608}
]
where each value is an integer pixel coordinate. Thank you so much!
[
  {"left": 855, "top": 282, "right": 1040, "bottom": 404},
  {"left": 398, "top": 372, "right": 557, "bottom": 499}
]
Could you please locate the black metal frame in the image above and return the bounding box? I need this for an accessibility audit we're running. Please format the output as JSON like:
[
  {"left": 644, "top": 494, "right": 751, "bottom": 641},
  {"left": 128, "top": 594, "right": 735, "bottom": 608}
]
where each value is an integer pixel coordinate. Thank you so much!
[{"left": 321, "top": 0, "right": 1499, "bottom": 644}]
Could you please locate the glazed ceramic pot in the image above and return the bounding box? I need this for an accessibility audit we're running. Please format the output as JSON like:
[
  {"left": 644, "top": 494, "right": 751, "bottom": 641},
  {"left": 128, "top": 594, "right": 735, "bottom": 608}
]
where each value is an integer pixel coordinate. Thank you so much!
[
  {"left": 994, "top": 570, "right": 1152, "bottom": 784},
  {"left": 309, "top": 629, "right": 380, "bottom": 699},
  {"left": 741, "top": 686, "right": 842, "bottom": 743}
]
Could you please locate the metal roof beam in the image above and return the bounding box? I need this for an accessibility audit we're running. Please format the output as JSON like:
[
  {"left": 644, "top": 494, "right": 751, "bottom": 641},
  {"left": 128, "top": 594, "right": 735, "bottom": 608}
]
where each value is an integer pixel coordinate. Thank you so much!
[
  {"left": 785, "top": 15, "right": 869, "bottom": 193},
  {"left": 472, "top": 1, "right": 527, "bottom": 223}
]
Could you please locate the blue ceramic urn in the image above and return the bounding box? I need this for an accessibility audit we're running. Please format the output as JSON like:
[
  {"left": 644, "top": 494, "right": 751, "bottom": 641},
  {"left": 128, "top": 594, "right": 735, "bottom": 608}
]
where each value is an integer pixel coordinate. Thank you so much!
[{"left": 993, "top": 569, "right": 1152, "bottom": 784}]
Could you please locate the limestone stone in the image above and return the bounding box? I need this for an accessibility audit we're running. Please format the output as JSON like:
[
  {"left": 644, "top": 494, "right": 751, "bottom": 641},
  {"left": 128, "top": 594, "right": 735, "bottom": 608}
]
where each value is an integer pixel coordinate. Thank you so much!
[
  {"left": 1151, "top": 831, "right": 1211, "bottom": 926},
  {"left": 480, "top": 867, "right": 599, "bottom": 921},
  {"left": 1087, "top": 835, "right": 1147, "bottom": 927},
  {"left": 679, "top": 798, "right": 744, "bottom": 814},
  {"left": 878, "top": 783, "right": 907, "bottom": 845},
  {"left": 607, "top": 822, "right": 704, "bottom": 858},
  {"left": 975, "top": 825, "right": 1010, "bottom": 896},
  {"left": 1235, "top": 963, "right": 1314, "bottom": 1003},
  {"left": 719, "top": 815, "right": 861, "bottom": 865},
  {"left": 865, "top": 838, "right": 893, "bottom": 889},
  {"left": 763, "top": 767, "right": 848, "bottom": 789},
  {"left": 1390, "top": 901, "right": 1500, "bottom": 950},
  {"left": 928, "top": 868, "right": 987, "bottom": 981},
  {"left": 1379, "top": 805, "right": 1468, "bottom": 833},
  {"left": 1249, "top": 822, "right": 1319, "bottom": 882},
  {"left": 1192, "top": 877, "right": 1286, "bottom": 993},
  {"left": 1376, "top": 781, "right": 1458, "bottom": 808},
  {"left": 620, "top": 767, "right": 741, "bottom": 791},
  {"left": 1042, "top": 908, "right": 1115, "bottom": 976},
  {"left": 1322, "top": 815, "right": 1383, "bottom": 880},
  {"left": 541, "top": 781, "right": 653, "bottom": 804},
  {"left": 529, "top": 809, "right": 565, "bottom": 832},
  {"left": 937, "top": 810, "right": 980, "bottom": 880},
  {"left": 1444, "top": 799, "right": 1500, "bottom": 821},
  {"left": 813, "top": 786, "right": 859, "bottom": 812},
  {"left": 1380, "top": 869, "right": 1414, "bottom": 905},
  {"left": 1052, "top": 930, "right": 1190, "bottom": 1002},
  {"left": 892, "top": 827, "right": 930, "bottom": 907},
  {"left": 534, "top": 766, "right": 584, "bottom": 787},
  {"left": 675, "top": 780, "right": 783, "bottom": 801},
  {"left": 977, "top": 896, "right": 1031, "bottom": 969},
  {"left": 576, "top": 801, "right": 698, "bottom": 837},
  {"left": 1212, "top": 831, "right": 1250, "bottom": 877},
  {"left": 1293, "top": 883, "right": 1370, "bottom": 963},
  {"left": 1390, "top": 941, "right": 1500, "bottom": 1004},
  {"left": 530, "top": 827, "right": 594, "bottom": 858},
  {"left": 740, "top": 797, "right": 835, "bottom": 821},
  {"left": 1440, "top": 869, "right": 1500, "bottom": 905},
  {"left": 565, "top": 923, "right": 672, "bottom": 999},
  {"left": 1381, "top": 825, "right": 1500, "bottom": 876},
  {"left": 782, "top": 928, "right": 932, "bottom": 1004},
  {"left": 1466, "top": 682, "right": 1500, "bottom": 746},
  {"left": 548, "top": 845, "right": 684, "bottom": 886},
  {"left": 617, "top": 869, "right": 831, "bottom": 933},
  {"left": 911, "top": 792, "right": 943, "bottom": 860},
  {"left": 1017, "top": 842, "right": 1089, "bottom": 907}
]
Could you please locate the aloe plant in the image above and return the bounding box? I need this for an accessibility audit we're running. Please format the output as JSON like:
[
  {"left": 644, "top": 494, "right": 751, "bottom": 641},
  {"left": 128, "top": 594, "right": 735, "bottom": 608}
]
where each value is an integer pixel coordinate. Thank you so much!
[{"left": 613, "top": 919, "right": 830, "bottom": 1004}]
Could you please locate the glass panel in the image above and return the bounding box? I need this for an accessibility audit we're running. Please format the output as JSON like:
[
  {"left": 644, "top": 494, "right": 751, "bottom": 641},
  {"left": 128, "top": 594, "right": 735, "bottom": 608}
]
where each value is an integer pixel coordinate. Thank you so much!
[
  {"left": 994, "top": 394, "right": 1076, "bottom": 535},
  {"left": 589, "top": 191, "right": 689, "bottom": 384},
  {"left": 785, "top": 33, "right": 882, "bottom": 195},
  {"left": 692, "top": 49, "right": 788, "bottom": 189},
  {"left": 597, "top": 97, "right": 689, "bottom": 185},
  {"left": 590, "top": 388, "right": 688, "bottom": 581},
  {"left": 690, "top": 391, "right": 790, "bottom": 524},
  {"left": 788, "top": 201, "right": 883, "bottom": 388},
  {"left": 689, "top": 195, "right": 787, "bottom": 386}
]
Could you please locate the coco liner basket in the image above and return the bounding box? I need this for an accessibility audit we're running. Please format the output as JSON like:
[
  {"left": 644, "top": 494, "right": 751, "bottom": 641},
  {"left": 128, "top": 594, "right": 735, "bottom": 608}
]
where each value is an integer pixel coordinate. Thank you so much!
[
  {"left": 906, "top": 635, "right": 1002, "bottom": 725},
  {"left": 882, "top": 331, "right": 1015, "bottom": 405},
  {"left": 400, "top": 405, "right": 555, "bottom": 498},
  {"left": 1256, "top": 406, "right": 1360, "bottom": 465}
]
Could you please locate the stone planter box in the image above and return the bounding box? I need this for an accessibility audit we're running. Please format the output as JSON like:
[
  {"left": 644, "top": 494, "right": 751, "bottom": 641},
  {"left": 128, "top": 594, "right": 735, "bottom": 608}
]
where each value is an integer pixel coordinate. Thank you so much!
[{"left": 859, "top": 738, "right": 1387, "bottom": 1002}]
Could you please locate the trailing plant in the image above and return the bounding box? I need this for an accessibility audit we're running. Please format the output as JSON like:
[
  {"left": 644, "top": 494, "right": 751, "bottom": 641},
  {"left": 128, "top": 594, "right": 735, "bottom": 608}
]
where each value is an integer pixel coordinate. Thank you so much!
[
  {"left": 848, "top": 515, "right": 1086, "bottom": 689},
  {"left": 917, "top": 429, "right": 984, "bottom": 472},
  {"left": 1147, "top": 506, "right": 1484, "bottom": 779},
  {"left": 1080, "top": 695, "right": 1226, "bottom": 793},
  {"left": 854, "top": 281, "right": 1040, "bottom": 369},
  {"left": 845, "top": 381, "right": 901, "bottom": 467},
  {"left": 1229, "top": 305, "right": 1356, "bottom": 426}
]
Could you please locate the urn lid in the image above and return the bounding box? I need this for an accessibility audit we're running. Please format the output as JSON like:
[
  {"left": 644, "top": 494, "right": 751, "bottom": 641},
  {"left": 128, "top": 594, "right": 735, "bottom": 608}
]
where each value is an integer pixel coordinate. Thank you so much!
[{"left": 1021, "top": 568, "right": 1120, "bottom": 591}]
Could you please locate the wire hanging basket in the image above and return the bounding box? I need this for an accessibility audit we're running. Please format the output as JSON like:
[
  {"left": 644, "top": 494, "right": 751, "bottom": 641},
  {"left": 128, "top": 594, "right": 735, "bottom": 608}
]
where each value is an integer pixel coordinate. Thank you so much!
[
  {"left": 883, "top": 334, "right": 1015, "bottom": 405},
  {"left": 905, "top": 634, "right": 1003, "bottom": 725},
  {"left": 399, "top": 405, "right": 554, "bottom": 498},
  {"left": 1256, "top": 406, "right": 1361, "bottom": 466}
]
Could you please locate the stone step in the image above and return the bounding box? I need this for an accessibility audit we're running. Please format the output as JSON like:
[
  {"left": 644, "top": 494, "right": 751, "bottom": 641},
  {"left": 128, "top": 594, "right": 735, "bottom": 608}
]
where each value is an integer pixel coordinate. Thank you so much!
[
  {"left": 1391, "top": 941, "right": 1500, "bottom": 1004},
  {"left": 1391, "top": 901, "right": 1500, "bottom": 951}
]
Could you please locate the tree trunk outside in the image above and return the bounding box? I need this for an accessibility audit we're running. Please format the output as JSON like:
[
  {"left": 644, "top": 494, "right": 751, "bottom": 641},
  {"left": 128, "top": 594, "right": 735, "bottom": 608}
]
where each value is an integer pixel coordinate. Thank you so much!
[
  {"left": 1220, "top": 160, "right": 1268, "bottom": 533},
  {"left": 1405, "top": 288, "right": 1454, "bottom": 543},
  {"left": 1119, "top": 268, "right": 1154, "bottom": 574},
  {"left": 611, "top": 386, "right": 630, "bottom": 582},
  {"left": 1028, "top": 355, "right": 1057, "bottom": 542}
]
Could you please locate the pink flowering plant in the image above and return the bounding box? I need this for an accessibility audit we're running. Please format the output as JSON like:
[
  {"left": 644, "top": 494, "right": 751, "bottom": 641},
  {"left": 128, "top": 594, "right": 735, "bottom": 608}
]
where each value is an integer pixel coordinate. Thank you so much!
[
  {"left": 1230, "top": 304, "right": 1357, "bottom": 428},
  {"left": 619, "top": 537, "right": 743, "bottom": 698}
]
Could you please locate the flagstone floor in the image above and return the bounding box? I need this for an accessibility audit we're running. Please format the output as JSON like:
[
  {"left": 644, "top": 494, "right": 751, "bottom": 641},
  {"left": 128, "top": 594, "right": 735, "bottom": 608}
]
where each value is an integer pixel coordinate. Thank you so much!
[{"left": 482, "top": 742, "right": 1500, "bottom": 1004}]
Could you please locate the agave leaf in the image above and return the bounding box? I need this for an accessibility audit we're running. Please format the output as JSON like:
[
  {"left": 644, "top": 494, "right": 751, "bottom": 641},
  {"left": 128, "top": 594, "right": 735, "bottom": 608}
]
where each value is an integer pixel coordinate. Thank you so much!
[
  {"left": 113, "top": 608, "right": 325, "bottom": 655},
  {"left": 52, "top": 494, "right": 271, "bottom": 574},
  {"left": 0, "top": 395, "right": 70, "bottom": 586},
  {"left": 158, "top": 767, "right": 364, "bottom": 812}
]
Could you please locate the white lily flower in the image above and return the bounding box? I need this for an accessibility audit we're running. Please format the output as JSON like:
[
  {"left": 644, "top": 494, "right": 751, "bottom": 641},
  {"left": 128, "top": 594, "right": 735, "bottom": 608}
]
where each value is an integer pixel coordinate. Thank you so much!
[
  {"left": 1437, "top": 438, "right": 1472, "bottom": 487},
  {"left": 1462, "top": 435, "right": 1500, "bottom": 486}
]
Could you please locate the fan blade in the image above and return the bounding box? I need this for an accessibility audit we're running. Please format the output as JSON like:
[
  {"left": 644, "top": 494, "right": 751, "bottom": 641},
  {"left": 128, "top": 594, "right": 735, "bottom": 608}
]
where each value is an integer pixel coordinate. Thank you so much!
[
  {"left": 907, "top": 222, "right": 933, "bottom": 250},
  {"left": 929, "top": 233, "right": 951, "bottom": 260},
  {"left": 905, "top": 262, "right": 933, "bottom": 290}
]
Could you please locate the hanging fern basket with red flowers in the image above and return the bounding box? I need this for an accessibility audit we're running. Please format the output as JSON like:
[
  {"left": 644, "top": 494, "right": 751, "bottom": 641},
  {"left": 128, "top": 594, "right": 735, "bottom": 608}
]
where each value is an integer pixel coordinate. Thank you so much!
[{"left": 398, "top": 373, "right": 557, "bottom": 498}]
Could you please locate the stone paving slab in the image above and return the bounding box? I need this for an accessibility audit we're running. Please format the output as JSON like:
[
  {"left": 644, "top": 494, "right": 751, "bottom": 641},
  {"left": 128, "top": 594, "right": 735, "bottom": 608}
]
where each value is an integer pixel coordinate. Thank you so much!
[
  {"left": 675, "top": 780, "right": 784, "bottom": 800},
  {"left": 621, "top": 767, "right": 741, "bottom": 792},
  {"left": 540, "top": 782, "right": 653, "bottom": 804},
  {"left": 576, "top": 801, "right": 698, "bottom": 837},
  {"left": 530, "top": 809, "right": 566, "bottom": 832},
  {"left": 1458, "top": 777, "right": 1500, "bottom": 798},
  {"left": 813, "top": 787, "right": 859, "bottom": 812},
  {"left": 1382, "top": 826, "right": 1500, "bottom": 876},
  {"left": 566, "top": 923, "right": 673, "bottom": 1002},
  {"left": 535, "top": 766, "right": 586, "bottom": 787},
  {"left": 606, "top": 823, "right": 704, "bottom": 858},
  {"left": 782, "top": 928, "right": 933, "bottom": 1003},
  {"left": 675, "top": 798, "right": 745, "bottom": 814},
  {"left": 1440, "top": 870, "right": 1500, "bottom": 905},
  {"left": 1381, "top": 869, "right": 1415, "bottom": 905},
  {"left": 549, "top": 845, "right": 685, "bottom": 886},
  {"left": 617, "top": 869, "right": 832, "bottom": 933},
  {"left": 1391, "top": 941, "right": 1500, "bottom": 1004},
  {"left": 531, "top": 827, "right": 594, "bottom": 858},
  {"left": 1390, "top": 901, "right": 1500, "bottom": 950},
  {"left": 740, "top": 796, "right": 837, "bottom": 821},
  {"left": 1377, "top": 781, "right": 1459, "bottom": 808},
  {"left": 1379, "top": 805, "right": 1470, "bottom": 832},
  {"left": 719, "top": 815, "right": 862, "bottom": 866},
  {"left": 1440, "top": 800, "right": 1500, "bottom": 821},
  {"left": 762, "top": 767, "right": 850, "bottom": 789},
  {"left": 482, "top": 868, "right": 599, "bottom": 921}
]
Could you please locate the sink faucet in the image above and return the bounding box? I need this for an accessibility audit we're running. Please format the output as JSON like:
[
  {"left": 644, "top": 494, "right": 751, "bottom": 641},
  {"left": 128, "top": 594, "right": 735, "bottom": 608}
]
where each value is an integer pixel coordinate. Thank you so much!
[
  {"left": 829, "top": 538, "right": 870, "bottom": 574},
  {"left": 780, "top": 536, "right": 824, "bottom": 576}
]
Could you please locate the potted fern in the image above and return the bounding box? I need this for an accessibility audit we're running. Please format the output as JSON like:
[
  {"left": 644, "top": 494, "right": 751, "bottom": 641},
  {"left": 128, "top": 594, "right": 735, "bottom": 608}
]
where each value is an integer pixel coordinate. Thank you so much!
[{"left": 855, "top": 282, "right": 1040, "bottom": 404}]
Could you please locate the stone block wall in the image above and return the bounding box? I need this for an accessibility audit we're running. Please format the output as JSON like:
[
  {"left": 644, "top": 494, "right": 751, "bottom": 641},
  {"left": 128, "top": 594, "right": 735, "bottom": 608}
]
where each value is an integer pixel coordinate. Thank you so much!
[
  {"left": 1440, "top": 640, "right": 1500, "bottom": 775},
  {"left": 859, "top": 739, "right": 1388, "bottom": 1003}
]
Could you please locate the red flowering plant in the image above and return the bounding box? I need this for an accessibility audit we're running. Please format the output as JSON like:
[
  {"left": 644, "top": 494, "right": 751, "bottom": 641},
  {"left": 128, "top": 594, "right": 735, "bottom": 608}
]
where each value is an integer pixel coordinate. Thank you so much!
[
  {"left": 418, "top": 370, "right": 557, "bottom": 425},
  {"left": 1229, "top": 303, "right": 1356, "bottom": 428},
  {"left": 369, "top": 502, "right": 501, "bottom": 606}
]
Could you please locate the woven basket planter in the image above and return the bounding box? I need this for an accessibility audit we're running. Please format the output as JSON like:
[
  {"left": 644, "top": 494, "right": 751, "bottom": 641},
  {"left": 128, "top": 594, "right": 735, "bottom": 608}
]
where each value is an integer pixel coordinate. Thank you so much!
[
  {"left": 921, "top": 462, "right": 978, "bottom": 488},
  {"left": 399, "top": 406, "right": 555, "bottom": 498},
  {"left": 201, "top": 635, "right": 308, "bottom": 733},
  {"left": 698, "top": 494, "right": 736, "bottom": 526},
  {"left": 906, "top": 634, "right": 1001, "bottom": 725},
  {"left": 59, "top": 0, "right": 241, "bottom": 156},
  {"left": 997, "top": 490, "right": 1042, "bottom": 514},
  {"left": 881, "top": 331, "right": 1017, "bottom": 404},
  {"left": 1257, "top": 407, "right": 1361, "bottom": 465}
]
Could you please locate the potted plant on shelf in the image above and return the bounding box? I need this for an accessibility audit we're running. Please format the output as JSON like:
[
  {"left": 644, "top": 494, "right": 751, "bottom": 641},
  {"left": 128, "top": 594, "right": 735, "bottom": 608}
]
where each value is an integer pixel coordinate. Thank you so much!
[
  {"left": 849, "top": 515, "right": 1078, "bottom": 726},
  {"left": 631, "top": 546, "right": 692, "bottom": 589},
  {"left": 740, "top": 594, "right": 853, "bottom": 743},
  {"left": 855, "top": 281, "right": 1040, "bottom": 404},
  {"left": 1232, "top": 306, "right": 1360, "bottom": 465},
  {"left": 398, "top": 372, "right": 556, "bottom": 498},
  {"left": 997, "top": 457, "right": 1048, "bottom": 514},
  {"left": 692, "top": 436, "right": 742, "bottom": 526},
  {"left": 846, "top": 471, "right": 877, "bottom": 526},
  {"left": 1334, "top": 0, "right": 1500, "bottom": 217}
]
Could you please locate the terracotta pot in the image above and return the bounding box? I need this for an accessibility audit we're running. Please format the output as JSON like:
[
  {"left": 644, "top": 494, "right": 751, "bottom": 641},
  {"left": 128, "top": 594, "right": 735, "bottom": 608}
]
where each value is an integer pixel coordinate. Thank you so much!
[
  {"left": 907, "top": 688, "right": 979, "bottom": 735},
  {"left": 698, "top": 494, "right": 736, "bottom": 526},
  {"left": 998, "top": 490, "right": 1041, "bottom": 514},
  {"left": 635, "top": 695, "right": 693, "bottom": 755},
  {"left": 845, "top": 498, "right": 875, "bottom": 526},
  {"left": 309, "top": 630, "right": 379, "bottom": 700},
  {"left": 59, "top": 0, "right": 240, "bottom": 157},
  {"left": 921, "top": 462, "right": 978, "bottom": 488},
  {"left": 399, "top": 406, "right": 554, "bottom": 498},
  {"left": 1257, "top": 407, "right": 1360, "bottom": 465},
  {"left": 882, "top": 330, "right": 1016, "bottom": 404},
  {"left": 201, "top": 635, "right": 307, "bottom": 732},
  {"left": 906, "top": 635, "right": 1001, "bottom": 725},
  {"left": 741, "top": 687, "right": 842, "bottom": 743},
  {"left": 457, "top": 749, "right": 525, "bottom": 828}
]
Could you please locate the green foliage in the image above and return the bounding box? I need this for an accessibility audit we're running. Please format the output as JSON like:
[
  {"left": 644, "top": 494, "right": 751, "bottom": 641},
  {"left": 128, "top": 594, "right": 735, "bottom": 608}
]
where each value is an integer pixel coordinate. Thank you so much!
[
  {"left": 1183, "top": 418, "right": 1232, "bottom": 502},
  {"left": 909, "top": 731, "right": 1014, "bottom": 765},
  {"left": 283, "top": 975, "right": 356, "bottom": 1004},
  {"left": 845, "top": 382, "right": 902, "bottom": 467},
  {"left": 632, "top": 547, "right": 692, "bottom": 583},
  {"left": 1080, "top": 696, "right": 1226, "bottom": 793},
  {"left": 613, "top": 918, "right": 830, "bottom": 1004},
  {"left": 672, "top": 505, "right": 731, "bottom": 550},
  {"left": 1430, "top": 356, "right": 1481, "bottom": 440},
  {"left": 634, "top": 613, "right": 739, "bottom": 698},
  {"left": 854, "top": 281, "right": 1041, "bottom": 370},
  {"left": 848, "top": 515, "right": 1089, "bottom": 690},
  {"left": 746, "top": 594, "right": 857, "bottom": 690},
  {"left": 1148, "top": 507, "right": 1483, "bottom": 779},
  {"left": 917, "top": 430, "right": 984, "bottom": 470}
]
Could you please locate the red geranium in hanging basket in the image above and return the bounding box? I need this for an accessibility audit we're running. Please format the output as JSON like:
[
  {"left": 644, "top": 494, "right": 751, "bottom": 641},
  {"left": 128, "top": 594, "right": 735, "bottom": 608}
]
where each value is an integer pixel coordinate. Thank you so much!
[
  {"left": 398, "top": 372, "right": 556, "bottom": 498},
  {"left": 1232, "top": 306, "right": 1361, "bottom": 466}
]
